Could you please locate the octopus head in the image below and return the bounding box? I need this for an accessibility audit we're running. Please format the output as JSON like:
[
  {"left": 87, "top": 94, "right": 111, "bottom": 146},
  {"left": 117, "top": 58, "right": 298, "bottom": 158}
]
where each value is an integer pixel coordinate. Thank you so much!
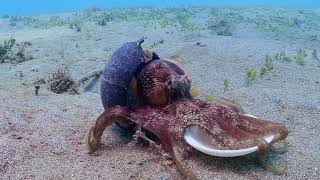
[{"left": 137, "top": 59, "right": 192, "bottom": 107}]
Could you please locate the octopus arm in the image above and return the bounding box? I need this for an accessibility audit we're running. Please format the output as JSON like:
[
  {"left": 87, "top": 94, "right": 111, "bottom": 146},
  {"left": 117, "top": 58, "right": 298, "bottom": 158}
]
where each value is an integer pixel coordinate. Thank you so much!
[
  {"left": 183, "top": 101, "right": 288, "bottom": 155},
  {"left": 86, "top": 106, "right": 132, "bottom": 153},
  {"left": 172, "top": 144, "right": 199, "bottom": 180},
  {"left": 238, "top": 114, "right": 288, "bottom": 144}
]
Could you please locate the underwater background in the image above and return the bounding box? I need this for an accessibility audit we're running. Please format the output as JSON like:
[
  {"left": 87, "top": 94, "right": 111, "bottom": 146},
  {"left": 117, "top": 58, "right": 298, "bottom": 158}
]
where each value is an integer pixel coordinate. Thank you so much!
[
  {"left": 0, "top": 0, "right": 320, "bottom": 180},
  {"left": 1, "top": 0, "right": 320, "bottom": 15}
]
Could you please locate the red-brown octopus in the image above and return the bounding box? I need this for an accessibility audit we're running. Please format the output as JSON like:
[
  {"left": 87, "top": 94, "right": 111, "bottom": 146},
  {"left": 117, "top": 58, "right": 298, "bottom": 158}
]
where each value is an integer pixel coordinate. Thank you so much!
[{"left": 87, "top": 59, "right": 288, "bottom": 179}]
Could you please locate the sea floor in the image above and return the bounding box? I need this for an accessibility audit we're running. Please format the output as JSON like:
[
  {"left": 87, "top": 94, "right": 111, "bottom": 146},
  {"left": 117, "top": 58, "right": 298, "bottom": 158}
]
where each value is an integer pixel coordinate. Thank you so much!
[{"left": 0, "top": 7, "right": 319, "bottom": 180}]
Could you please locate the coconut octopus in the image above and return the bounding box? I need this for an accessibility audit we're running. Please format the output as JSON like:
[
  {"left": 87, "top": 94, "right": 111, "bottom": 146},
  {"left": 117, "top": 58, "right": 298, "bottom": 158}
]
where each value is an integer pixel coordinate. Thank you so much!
[{"left": 86, "top": 38, "right": 288, "bottom": 179}]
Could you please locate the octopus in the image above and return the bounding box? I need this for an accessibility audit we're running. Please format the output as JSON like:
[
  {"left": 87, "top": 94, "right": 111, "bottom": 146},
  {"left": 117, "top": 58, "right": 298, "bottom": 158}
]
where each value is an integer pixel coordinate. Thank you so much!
[{"left": 86, "top": 38, "right": 289, "bottom": 179}]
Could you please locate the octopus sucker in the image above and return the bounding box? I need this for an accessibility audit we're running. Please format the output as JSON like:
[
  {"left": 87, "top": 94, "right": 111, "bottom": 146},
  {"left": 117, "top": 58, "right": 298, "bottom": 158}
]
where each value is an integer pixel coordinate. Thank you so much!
[{"left": 86, "top": 40, "right": 289, "bottom": 179}]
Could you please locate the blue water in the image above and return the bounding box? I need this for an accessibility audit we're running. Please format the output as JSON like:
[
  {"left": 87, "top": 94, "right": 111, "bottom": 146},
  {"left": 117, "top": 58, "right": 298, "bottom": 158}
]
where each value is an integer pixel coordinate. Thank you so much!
[{"left": 1, "top": 0, "right": 320, "bottom": 16}]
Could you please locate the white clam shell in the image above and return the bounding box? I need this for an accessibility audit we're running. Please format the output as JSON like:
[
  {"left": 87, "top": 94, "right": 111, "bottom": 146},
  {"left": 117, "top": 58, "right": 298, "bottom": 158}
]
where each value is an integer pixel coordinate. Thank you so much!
[{"left": 184, "top": 114, "right": 274, "bottom": 157}]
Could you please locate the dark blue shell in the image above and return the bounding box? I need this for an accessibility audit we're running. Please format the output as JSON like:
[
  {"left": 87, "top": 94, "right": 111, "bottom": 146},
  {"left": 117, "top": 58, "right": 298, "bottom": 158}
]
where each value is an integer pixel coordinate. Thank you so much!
[{"left": 100, "top": 37, "right": 146, "bottom": 109}]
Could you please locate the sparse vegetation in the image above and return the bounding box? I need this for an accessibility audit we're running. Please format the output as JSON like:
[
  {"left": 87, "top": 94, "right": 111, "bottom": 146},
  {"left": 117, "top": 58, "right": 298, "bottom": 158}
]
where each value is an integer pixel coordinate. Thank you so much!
[
  {"left": 312, "top": 49, "right": 318, "bottom": 60},
  {"left": 42, "top": 16, "right": 66, "bottom": 28},
  {"left": 217, "top": 25, "right": 232, "bottom": 36},
  {"left": 97, "top": 18, "right": 107, "bottom": 26},
  {"left": 57, "top": 40, "right": 67, "bottom": 59},
  {"left": 244, "top": 49, "right": 313, "bottom": 86},
  {"left": 312, "top": 49, "right": 320, "bottom": 65},
  {"left": 270, "top": 51, "right": 292, "bottom": 63},
  {"left": 180, "top": 22, "right": 200, "bottom": 32},
  {"left": 97, "top": 13, "right": 114, "bottom": 26},
  {"left": 245, "top": 68, "right": 257, "bottom": 86},
  {"left": 260, "top": 67, "right": 267, "bottom": 78},
  {"left": 283, "top": 56, "right": 292, "bottom": 62},
  {"left": 0, "top": 37, "right": 33, "bottom": 63},
  {"left": 9, "top": 16, "right": 39, "bottom": 26},
  {"left": 2, "top": 7, "right": 316, "bottom": 45},
  {"left": 143, "top": 19, "right": 151, "bottom": 28},
  {"left": 223, "top": 78, "right": 230, "bottom": 91},
  {"left": 274, "top": 51, "right": 286, "bottom": 61},
  {"left": 251, "top": 12, "right": 307, "bottom": 35},
  {"left": 208, "top": 20, "right": 232, "bottom": 36},
  {"left": 8, "top": 14, "right": 69, "bottom": 29},
  {"left": 294, "top": 48, "right": 307, "bottom": 66},
  {"left": 264, "top": 55, "right": 274, "bottom": 70},
  {"left": 204, "top": 95, "right": 215, "bottom": 103},
  {"left": 69, "top": 22, "right": 81, "bottom": 32},
  {"left": 158, "top": 19, "right": 169, "bottom": 29},
  {"left": 0, "top": 38, "right": 16, "bottom": 62}
]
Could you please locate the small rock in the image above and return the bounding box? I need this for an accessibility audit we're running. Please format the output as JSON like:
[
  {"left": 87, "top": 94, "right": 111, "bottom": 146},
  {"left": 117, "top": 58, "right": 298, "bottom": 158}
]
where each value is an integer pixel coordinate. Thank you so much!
[
  {"left": 31, "top": 68, "right": 38, "bottom": 72},
  {"left": 24, "top": 41, "right": 32, "bottom": 46},
  {"left": 195, "top": 42, "right": 206, "bottom": 47},
  {"left": 34, "top": 78, "right": 46, "bottom": 85}
]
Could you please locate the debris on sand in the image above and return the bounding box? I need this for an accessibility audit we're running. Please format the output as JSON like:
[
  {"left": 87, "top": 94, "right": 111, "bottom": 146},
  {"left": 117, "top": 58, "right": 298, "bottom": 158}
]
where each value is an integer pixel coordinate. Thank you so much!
[
  {"left": 35, "top": 85, "right": 40, "bottom": 96},
  {"left": 47, "top": 68, "right": 75, "bottom": 94}
]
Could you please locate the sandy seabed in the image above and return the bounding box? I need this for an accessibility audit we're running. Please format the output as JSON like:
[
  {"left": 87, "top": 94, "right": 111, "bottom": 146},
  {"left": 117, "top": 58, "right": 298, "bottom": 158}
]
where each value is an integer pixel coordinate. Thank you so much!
[{"left": 0, "top": 7, "right": 319, "bottom": 180}]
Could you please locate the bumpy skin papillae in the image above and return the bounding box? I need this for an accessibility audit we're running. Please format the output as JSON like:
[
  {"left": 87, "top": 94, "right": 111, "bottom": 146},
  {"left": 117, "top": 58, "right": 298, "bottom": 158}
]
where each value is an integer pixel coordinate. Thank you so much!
[
  {"left": 88, "top": 60, "right": 288, "bottom": 179},
  {"left": 128, "top": 100, "right": 287, "bottom": 152},
  {"left": 134, "top": 60, "right": 287, "bottom": 151},
  {"left": 136, "top": 59, "right": 192, "bottom": 107},
  {"left": 100, "top": 37, "right": 147, "bottom": 109}
]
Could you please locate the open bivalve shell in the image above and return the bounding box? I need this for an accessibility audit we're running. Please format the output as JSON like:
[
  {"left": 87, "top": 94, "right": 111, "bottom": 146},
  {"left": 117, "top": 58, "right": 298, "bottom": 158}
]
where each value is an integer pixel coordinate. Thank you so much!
[{"left": 184, "top": 114, "right": 275, "bottom": 157}]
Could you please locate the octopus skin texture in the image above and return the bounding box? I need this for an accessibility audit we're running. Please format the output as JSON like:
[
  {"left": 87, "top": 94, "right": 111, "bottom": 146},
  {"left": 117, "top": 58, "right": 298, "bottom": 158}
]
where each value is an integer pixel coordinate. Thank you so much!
[{"left": 87, "top": 59, "right": 289, "bottom": 179}]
